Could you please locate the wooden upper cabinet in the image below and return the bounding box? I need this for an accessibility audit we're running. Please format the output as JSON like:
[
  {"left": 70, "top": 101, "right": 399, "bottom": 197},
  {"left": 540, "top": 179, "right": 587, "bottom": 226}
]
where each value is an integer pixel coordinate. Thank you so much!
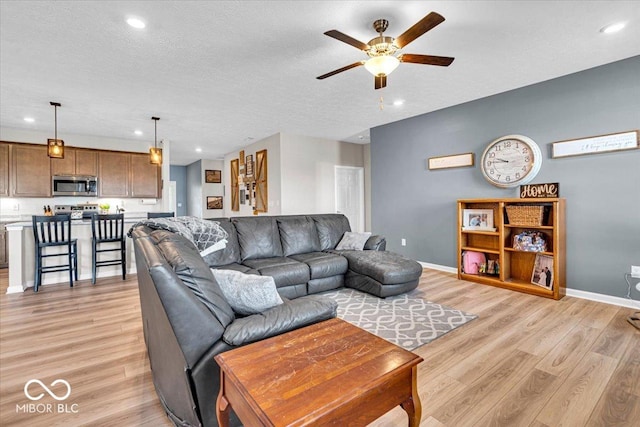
[
  {"left": 98, "top": 151, "right": 130, "bottom": 197},
  {"left": 75, "top": 149, "right": 98, "bottom": 176},
  {"left": 51, "top": 148, "right": 98, "bottom": 176},
  {"left": 11, "top": 144, "right": 51, "bottom": 197},
  {"left": 130, "top": 153, "right": 160, "bottom": 198},
  {"left": 0, "top": 143, "right": 9, "bottom": 197}
]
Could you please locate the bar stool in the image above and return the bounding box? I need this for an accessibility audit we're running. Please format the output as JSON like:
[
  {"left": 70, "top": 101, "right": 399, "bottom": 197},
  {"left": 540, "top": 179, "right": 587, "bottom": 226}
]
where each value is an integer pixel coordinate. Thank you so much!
[
  {"left": 147, "top": 212, "right": 175, "bottom": 219},
  {"left": 91, "top": 213, "right": 126, "bottom": 284},
  {"left": 32, "top": 214, "right": 78, "bottom": 292}
]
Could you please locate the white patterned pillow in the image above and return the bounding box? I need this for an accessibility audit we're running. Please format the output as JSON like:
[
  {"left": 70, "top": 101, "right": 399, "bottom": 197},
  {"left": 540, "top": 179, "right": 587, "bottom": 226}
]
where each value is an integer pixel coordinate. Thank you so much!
[
  {"left": 335, "top": 231, "right": 372, "bottom": 250},
  {"left": 210, "top": 269, "right": 283, "bottom": 316}
]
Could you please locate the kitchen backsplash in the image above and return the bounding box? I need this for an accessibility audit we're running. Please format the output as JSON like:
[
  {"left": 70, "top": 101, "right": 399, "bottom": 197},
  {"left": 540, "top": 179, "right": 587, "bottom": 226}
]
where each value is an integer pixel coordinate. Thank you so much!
[{"left": 0, "top": 196, "right": 161, "bottom": 221}]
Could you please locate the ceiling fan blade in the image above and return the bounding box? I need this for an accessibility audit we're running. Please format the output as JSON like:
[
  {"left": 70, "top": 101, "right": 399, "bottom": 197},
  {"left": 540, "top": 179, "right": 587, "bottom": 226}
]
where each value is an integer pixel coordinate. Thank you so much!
[
  {"left": 400, "top": 54, "right": 454, "bottom": 66},
  {"left": 374, "top": 75, "right": 387, "bottom": 90},
  {"left": 316, "top": 61, "right": 364, "bottom": 80},
  {"left": 324, "top": 30, "right": 370, "bottom": 51},
  {"left": 395, "top": 12, "right": 445, "bottom": 49}
]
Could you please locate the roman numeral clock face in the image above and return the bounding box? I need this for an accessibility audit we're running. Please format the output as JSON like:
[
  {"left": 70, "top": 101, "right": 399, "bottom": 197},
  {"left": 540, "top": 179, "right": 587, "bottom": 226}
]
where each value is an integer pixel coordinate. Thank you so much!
[{"left": 481, "top": 135, "right": 542, "bottom": 188}]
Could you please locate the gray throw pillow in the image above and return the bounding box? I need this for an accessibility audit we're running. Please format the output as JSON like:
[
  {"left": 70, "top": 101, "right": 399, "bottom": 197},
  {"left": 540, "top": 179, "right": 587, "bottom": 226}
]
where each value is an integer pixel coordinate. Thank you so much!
[
  {"left": 335, "top": 231, "right": 372, "bottom": 250},
  {"left": 210, "top": 269, "right": 284, "bottom": 316}
]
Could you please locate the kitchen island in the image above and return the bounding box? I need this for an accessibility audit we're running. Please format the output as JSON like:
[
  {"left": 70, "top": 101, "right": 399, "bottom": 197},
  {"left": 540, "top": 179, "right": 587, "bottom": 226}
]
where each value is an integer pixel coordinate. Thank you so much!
[{"left": 5, "top": 216, "right": 146, "bottom": 293}]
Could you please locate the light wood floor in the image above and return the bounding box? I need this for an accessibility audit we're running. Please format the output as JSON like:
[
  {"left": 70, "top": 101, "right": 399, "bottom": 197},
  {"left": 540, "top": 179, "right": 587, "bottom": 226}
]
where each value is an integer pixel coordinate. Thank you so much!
[{"left": 1, "top": 269, "right": 638, "bottom": 427}]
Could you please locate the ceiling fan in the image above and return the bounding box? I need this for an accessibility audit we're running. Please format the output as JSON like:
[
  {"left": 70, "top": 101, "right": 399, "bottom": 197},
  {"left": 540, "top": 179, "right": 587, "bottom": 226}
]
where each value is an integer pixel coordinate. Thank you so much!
[{"left": 317, "top": 12, "right": 454, "bottom": 89}]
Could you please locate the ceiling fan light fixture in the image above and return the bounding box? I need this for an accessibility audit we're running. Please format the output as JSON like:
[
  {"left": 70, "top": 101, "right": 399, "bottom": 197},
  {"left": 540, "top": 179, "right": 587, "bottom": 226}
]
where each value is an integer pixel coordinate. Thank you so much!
[
  {"left": 47, "top": 101, "right": 64, "bottom": 159},
  {"left": 364, "top": 55, "right": 400, "bottom": 77}
]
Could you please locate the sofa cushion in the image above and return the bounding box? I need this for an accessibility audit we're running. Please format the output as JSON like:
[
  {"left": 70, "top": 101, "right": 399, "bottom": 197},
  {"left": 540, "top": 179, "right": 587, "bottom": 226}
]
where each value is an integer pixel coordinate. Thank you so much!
[
  {"left": 202, "top": 218, "right": 241, "bottom": 266},
  {"left": 335, "top": 231, "right": 372, "bottom": 250},
  {"left": 276, "top": 216, "right": 321, "bottom": 256},
  {"left": 337, "top": 250, "right": 423, "bottom": 285},
  {"left": 151, "top": 230, "right": 235, "bottom": 328},
  {"left": 242, "top": 257, "right": 310, "bottom": 288},
  {"left": 232, "top": 217, "right": 284, "bottom": 260},
  {"left": 290, "top": 252, "right": 348, "bottom": 279},
  {"left": 222, "top": 296, "right": 337, "bottom": 346},
  {"left": 210, "top": 269, "right": 284, "bottom": 316},
  {"left": 312, "top": 214, "right": 351, "bottom": 250},
  {"left": 211, "top": 262, "right": 258, "bottom": 275}
]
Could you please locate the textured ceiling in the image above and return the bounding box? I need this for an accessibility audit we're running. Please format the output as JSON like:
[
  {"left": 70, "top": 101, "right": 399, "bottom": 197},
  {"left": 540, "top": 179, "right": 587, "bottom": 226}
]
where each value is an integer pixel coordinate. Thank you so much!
[{"left": 1, "top": 1, "right": 639, "bottom": 165}]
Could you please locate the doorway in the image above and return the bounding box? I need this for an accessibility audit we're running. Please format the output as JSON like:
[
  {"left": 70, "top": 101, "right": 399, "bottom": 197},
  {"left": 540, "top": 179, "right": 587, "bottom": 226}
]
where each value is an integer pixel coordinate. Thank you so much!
[{"left": 335, "top": 166, "right": 365, "bottom": 232}]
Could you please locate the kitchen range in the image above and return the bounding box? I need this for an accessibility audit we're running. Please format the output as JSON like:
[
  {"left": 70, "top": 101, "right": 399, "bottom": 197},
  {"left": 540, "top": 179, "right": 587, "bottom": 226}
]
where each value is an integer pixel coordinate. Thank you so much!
[{"left": 53, "top": 204, "right": 99, "bottom": 219}]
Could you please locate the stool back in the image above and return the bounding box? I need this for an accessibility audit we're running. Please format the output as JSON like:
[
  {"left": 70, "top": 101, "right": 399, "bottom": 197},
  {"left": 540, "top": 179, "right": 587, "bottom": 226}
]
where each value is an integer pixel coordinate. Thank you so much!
[
  {"left": 92, "top": 214, "right": 125, "bottom": 243},
  {"left": 33, "top": 214, "right": 73, "bottom": 246}
]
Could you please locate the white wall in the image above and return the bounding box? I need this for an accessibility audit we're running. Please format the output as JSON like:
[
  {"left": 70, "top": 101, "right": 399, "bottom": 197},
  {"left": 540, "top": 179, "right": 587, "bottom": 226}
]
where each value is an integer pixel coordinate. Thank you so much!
[
  {"left": 0, "top": 127, "right": 170, "bottom": 218},
  {"left": 223, "top": 133, "right": 281, "bottom": 217},
  {"left": 279, "top": 133, "right": 364, "bottom": 216},
  {"left": 363, "top": 143, "right": 371, "bottom": 231}
]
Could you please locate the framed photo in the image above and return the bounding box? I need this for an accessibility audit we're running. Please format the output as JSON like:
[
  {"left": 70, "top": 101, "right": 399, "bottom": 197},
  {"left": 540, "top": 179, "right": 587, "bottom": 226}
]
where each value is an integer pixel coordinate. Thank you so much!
[
  {"left": 531, "top": 254, "right": 554, "bottom": 290},
  {"left": 206, "top": 196, "right": 223, "bottom": 210},
  {"left": 427, "top": 152, "right": 474, "bottom": 170},
  {"left": 205, "top": 169, "right": 221, "bottom": 184},
  {"left": 240, "top": 189, "right": 246, "bottom": 205},
  {"left": 245, "top": 155, "right": 254, "bottom": 176},
  {"left": 551, "top": 130, "right": 638, "bottom": 158},
  {"left": 462, "top": 209, "right": 495, "bottom": 231}
]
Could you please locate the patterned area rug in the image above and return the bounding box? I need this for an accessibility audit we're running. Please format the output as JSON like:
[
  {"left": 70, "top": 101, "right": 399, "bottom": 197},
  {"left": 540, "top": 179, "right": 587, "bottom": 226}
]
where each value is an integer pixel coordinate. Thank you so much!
[{"left": 321, "top": 288, "right": 477, "bottom": 351}]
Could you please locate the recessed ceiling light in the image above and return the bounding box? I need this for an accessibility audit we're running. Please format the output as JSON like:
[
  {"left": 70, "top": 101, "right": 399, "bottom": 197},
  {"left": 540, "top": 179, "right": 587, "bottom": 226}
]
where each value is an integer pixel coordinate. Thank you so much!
[
  {"left": 23, "top": 117, "right": 35, "bottom": 123},
  {"left": 393, "top": 100, "right": 405, "bottom": 106},
  {"left": 126, "top": 17, "right": 146, "bottom": 29},
  {"left": 195, "top": 148, "right": 202, "bottom": 153},
  {"left": 600, "top": 22, "right": 625, "bottom": 34},
  {"left": 134, "top": 130, "right": 143, "bottom": 135}
]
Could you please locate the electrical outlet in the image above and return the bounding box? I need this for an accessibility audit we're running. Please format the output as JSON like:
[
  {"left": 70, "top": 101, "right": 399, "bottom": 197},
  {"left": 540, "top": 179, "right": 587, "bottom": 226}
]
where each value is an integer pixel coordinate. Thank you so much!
[
  {"left": 13, "top": 203, "right": 19, "bottom": 211},
  {"left": 401, "top": 238, "right": 406, "bottom": 246},
  {"left": 631, "top": 265, "right": 640, "bottom": 278}
]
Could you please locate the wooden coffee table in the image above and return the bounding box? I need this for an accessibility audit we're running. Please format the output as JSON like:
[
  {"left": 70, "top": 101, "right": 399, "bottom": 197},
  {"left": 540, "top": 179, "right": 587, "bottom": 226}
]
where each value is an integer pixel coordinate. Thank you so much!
[{"left": 215, "top": 317, "right": 423, "bottom": 426}]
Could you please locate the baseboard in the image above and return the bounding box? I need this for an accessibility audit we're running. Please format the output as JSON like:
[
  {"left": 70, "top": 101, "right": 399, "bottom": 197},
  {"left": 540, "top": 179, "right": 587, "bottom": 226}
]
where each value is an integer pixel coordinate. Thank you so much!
[
  {"left": 418, "top": 261, "right": 457, "bottom": 274},
  {"left": 565, "top": 288, "right": 640, "bottom": 310},
  {"left": 419, "top": 261, "right": 640, "bottom": 309},
  {"left": 5, "top": 267, "right": 137, "bottom": 294}
]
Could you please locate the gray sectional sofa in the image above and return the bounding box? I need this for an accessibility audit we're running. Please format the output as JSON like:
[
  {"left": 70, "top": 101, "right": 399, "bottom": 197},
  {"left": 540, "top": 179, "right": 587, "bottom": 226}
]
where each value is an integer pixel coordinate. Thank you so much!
[{"left": 131, "top": 213, "right": 423, "bottom": 427}]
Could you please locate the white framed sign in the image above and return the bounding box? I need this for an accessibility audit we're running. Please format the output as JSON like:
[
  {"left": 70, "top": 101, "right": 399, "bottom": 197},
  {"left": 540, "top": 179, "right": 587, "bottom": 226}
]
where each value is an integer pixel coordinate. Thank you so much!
[
  {"left": 551, "top": 130, "right": 638, "bottom": 159},
  {"left": 427, "top": 152, "right": 475, "bottom": 170}
]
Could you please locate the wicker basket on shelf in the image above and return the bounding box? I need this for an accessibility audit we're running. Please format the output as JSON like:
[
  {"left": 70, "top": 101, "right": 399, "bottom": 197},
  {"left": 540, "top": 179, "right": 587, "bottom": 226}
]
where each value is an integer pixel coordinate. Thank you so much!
[{"left": 505, "top": 205, "right": 544, "bottom": 226}]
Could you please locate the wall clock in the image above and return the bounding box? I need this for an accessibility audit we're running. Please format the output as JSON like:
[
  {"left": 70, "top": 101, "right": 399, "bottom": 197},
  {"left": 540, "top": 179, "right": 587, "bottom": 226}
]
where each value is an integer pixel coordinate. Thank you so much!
[{"left": 480, "top": 135, "right": 542, "bottom": 188}]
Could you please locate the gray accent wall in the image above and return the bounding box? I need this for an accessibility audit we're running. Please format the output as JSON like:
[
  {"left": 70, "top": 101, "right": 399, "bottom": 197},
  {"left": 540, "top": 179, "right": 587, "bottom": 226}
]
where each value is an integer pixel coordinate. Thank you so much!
[
  {"left": 371, "top": 56, "right": 640, "bottom": 298},
  {"left": 169, "top": 165, "right": 187, "bottom": 217}
]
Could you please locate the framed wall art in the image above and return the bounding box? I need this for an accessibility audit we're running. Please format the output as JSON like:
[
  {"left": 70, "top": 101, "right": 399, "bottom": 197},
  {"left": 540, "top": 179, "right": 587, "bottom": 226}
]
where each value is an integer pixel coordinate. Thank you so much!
[
  {"left": 427, "top": 152, "right": 475, "bottom": 170},
  {"left": 205, "top": 169, "right": 222, "bottom": 184},
  {"left": 207, "top": 196, "right": 223, "bottom": 210},
  {"left": 245, "top": 155, "right": 254, "bottom": 176},
  {"left": 551, "top": 130, "right": 638, "bottom": 158}
]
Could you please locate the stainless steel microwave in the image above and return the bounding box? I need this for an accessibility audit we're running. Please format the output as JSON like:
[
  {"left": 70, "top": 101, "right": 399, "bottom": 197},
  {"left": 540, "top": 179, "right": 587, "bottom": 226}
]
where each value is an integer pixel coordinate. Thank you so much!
[{"left": 52, "top": 175, "right": 98, "bottom": 197}]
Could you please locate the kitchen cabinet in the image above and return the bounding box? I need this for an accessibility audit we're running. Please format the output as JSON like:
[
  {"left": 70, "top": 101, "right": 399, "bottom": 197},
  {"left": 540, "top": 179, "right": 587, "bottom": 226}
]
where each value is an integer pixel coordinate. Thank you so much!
[
  {"left": 0, "top": 142, "right": 8, "bottom": 197},
  {"left": 10, "top": 143, "right": 51, "bottom": 197},
  {"left": 51, "top": 148, "right": 98, "bottom": 176},
  {"left": 98, "top": 152, "right": 160, "bottom": 198},
  {"left": 98, "top": 151, "right": 130, "bottom": 197},
  {"left": 130, "top": 153, "right": 160, "bottom": 198}
]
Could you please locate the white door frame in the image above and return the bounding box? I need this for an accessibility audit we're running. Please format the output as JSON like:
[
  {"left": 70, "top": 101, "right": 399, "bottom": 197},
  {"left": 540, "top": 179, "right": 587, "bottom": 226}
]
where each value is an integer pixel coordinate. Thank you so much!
[{"left": 334, "top": 166, "right": 365, "bottom": 233}]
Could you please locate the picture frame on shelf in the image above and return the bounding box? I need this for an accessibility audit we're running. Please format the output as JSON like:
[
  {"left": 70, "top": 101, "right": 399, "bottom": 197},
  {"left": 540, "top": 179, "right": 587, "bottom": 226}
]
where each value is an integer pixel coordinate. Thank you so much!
[
  {"left": 462, "top": 209, "right": 495, "bottom": 231},
  {"left": 205, "top": 169, "right": 221, "bottom": 184},
  {"left": 531, "top": 254, "right": 554, "bottom": 290},
  {"left": 206, "top": 196, "right": 223, "bottom": 210}
]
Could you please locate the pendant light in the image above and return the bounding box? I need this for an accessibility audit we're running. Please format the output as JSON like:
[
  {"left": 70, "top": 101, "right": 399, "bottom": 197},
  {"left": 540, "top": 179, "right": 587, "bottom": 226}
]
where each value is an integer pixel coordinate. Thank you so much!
[
  {"left": 149, "top": 116, "right": 162, "bottom": 165},
  {"left": 47, "top": 102, "right": 64, "bottom": 158}
]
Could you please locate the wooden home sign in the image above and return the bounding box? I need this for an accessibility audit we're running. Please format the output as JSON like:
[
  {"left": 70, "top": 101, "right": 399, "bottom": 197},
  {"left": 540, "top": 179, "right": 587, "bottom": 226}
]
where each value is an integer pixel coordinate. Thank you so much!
[{"left": 520, "top": 183, "right": 559, "bottom": 198}]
